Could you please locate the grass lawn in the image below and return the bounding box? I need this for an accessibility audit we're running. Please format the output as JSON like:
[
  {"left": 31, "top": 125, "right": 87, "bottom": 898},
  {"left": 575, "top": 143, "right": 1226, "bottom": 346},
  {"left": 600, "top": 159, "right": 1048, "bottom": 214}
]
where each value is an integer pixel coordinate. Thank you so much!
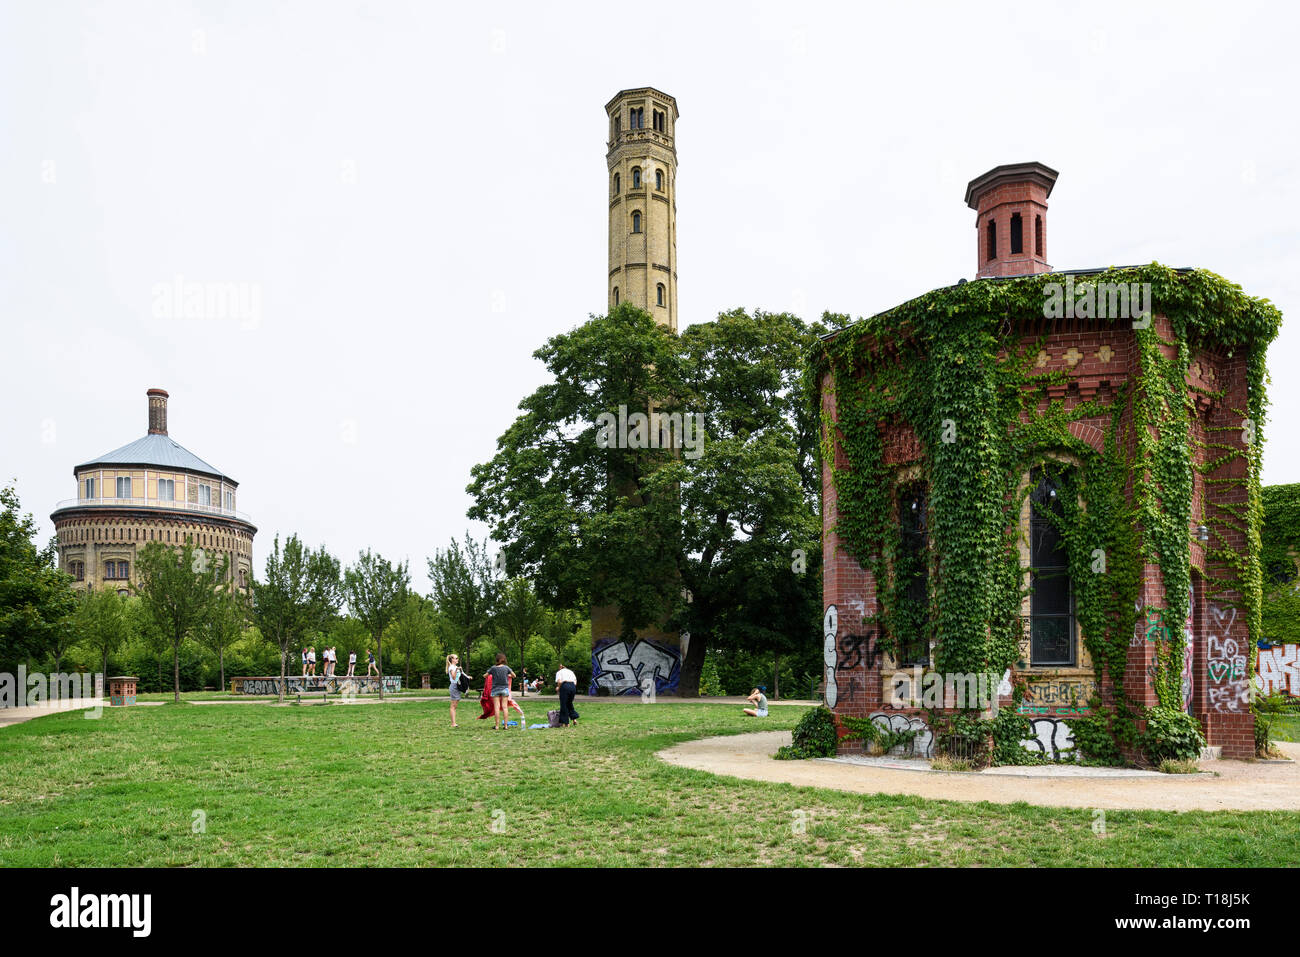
[
  {"left": 1, "top": 700, "right": 1296, "bottom": 867},
  {"left": 1269, "top": 714, "right": 1300, "bottom": 743}
]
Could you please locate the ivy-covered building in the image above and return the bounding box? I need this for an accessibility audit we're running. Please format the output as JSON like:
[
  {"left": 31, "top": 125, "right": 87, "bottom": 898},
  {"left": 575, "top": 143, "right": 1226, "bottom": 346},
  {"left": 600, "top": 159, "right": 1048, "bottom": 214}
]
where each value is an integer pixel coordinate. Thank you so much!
[{"left": 814, "top": 163, "right": 1280, "bottom": 762}]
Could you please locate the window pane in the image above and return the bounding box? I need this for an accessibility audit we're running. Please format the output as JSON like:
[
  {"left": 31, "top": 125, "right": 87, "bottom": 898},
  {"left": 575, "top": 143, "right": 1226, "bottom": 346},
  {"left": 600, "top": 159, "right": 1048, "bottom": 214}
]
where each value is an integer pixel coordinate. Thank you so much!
[
  {"left": 1031, "top": 617, "right": 1072, "bottom": 664},
  {"left": 1032, "top": 571, "right": 1070, "bottom": 615}
]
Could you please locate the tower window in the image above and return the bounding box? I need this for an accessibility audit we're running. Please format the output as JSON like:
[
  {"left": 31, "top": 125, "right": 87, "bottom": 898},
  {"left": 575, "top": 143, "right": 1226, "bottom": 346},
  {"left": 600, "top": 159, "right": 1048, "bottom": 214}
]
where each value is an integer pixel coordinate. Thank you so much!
[
  {"left": 116, "top": 477, "right": 131, "bottom": 498},
  {"left": 1010, "top": 213, "right": 1023, "bottom": 255},
  {"left": 653, "top": 109, "right": 665, "bottom": 132},
  {"left": 84, "top": 477, "right": 96, "bottom": 499},
  {"left": 614, "top": 115, "right": 621, "bottom": 135},
  {"left": 656, "top": 283, "right": 665, "bottom": 306},
  {"left": 896, "top": 483, "right": 930, "bottom": 666},
  {"left": 158, "top": 478, "right": 175, "bottom": 501},
  {"left": 632, "top": 167, "right": 641, "bottom": 189},
  {"left": 630, "top": 107, "right": 644, "bottom": 129},
  {"left": 613, "top": 173, "right": 620, "bottom": 194},
  {"left": 1035, "top": 215, "right": 1043, "bottom": 257},
  {"left": 1029, "top": 468, "right": 1076, "bottom": 666},
  {"left": 612, "top": 287, "right": 620, "bottom": 306},
  {"left": 655, "top": 169, "right": 663, "bottom": 191},
  {"left": 986, "top": 219, "right": 997, "bottom": 261},
  {"left": 632, "top": 211, "right": 641, "bottom": 233}
]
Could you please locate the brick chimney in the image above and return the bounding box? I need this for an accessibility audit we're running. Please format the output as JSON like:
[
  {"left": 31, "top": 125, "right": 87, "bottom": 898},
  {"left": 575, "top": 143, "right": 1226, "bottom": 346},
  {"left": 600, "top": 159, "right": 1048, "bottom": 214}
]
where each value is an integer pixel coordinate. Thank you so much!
[
  {"left": 147, "top": 388, "right": 169, "bottom": 435},
  {"left": 966, "top": 162, "right": 1058, "bottom": 279}
]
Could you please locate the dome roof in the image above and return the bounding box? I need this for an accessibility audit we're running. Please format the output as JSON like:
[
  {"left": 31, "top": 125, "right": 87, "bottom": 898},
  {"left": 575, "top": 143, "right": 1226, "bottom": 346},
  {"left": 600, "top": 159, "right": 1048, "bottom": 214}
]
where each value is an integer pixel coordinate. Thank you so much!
[{"left": 76, "top": 432, "right": 235, "bottom": 484}]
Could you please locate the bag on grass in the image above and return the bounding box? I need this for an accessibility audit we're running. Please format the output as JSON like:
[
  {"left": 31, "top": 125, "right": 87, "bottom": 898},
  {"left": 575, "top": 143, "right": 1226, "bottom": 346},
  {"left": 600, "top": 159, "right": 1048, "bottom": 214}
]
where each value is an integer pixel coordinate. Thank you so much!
[{"left": 547, "top": 709, "right": 561, "bottom": 728}]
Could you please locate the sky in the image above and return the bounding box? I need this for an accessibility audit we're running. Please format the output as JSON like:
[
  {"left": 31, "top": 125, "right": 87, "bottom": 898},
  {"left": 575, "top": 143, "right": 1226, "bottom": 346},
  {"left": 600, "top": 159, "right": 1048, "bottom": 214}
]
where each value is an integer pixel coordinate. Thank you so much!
[{"left": 2, "top": 0, "right": 1298, "bottom": 594}]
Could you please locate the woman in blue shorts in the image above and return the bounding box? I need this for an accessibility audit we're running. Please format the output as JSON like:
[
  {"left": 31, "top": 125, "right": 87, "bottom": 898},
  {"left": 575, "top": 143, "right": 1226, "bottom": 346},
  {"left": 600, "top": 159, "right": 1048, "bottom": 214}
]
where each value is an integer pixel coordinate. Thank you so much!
[{"left": 486, "top": 653, "right": 515, "bottom": 730}]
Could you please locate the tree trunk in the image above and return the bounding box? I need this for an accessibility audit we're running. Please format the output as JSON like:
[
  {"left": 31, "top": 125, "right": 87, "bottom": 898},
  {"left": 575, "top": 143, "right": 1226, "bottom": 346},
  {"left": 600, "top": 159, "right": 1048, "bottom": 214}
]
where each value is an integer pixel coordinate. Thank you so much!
[
  {"left": 278, "top": 646, "right": 287, "bottom": 703},
  {"left": 774, "top": 653, "right": 781, "bottom": 700},
  {"left": 219, "top": 646, "right": 226, "bottom": 693},
  {"left": 173, "top": 642, "right": 181, "bottom": 704},
  {"left": 101, "top": 650, "right": 108, "bottom": 691},
  {"left": 404, "top": 650, "right": 411, "bottom": 689},
  {"left": 677, "top": 633, "right": 707, "bottom": 697}
]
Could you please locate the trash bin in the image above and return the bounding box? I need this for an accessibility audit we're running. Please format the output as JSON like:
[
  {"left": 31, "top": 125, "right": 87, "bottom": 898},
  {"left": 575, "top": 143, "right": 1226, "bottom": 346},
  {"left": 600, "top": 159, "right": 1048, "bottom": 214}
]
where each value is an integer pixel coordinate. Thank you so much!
[{"left": 109, "top": 676, "right": 138, "bottom": 707}]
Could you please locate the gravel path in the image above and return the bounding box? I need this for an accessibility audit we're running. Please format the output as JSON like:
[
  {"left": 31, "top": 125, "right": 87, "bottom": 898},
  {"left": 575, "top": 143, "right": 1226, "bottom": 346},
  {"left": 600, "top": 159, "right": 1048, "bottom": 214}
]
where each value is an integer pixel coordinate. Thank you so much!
[{"left": 657, "top": 730, "right": 1300, "bottom": 811}]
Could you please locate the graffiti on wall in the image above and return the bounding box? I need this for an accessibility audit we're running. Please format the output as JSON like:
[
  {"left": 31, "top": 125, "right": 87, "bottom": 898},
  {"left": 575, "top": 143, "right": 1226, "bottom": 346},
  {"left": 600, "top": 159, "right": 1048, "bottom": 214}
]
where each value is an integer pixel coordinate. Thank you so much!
[
  {"left": 1019, "top": 678, "right": 1096, "bottom": 709},
  {"left": 823, "top": 605, "right": 838, "bottom": 708},
  {"left": 1207, "top": 604, "right": 1249, "bottom": 712},
  {"left": 867, "top": 711, "right": 933, "bottom": 757},
  {"left": 1023, "top": 718, "right": 1076, "bottom": 761},
  {"left": 1257, "top": 643, "right": 1300, "bottom": 698},
  {"left": 589, "top": 638, "right": 681, "bottom": 696},
  {"left": 231, "top": 675, "right": 401, "bottom": 695}
]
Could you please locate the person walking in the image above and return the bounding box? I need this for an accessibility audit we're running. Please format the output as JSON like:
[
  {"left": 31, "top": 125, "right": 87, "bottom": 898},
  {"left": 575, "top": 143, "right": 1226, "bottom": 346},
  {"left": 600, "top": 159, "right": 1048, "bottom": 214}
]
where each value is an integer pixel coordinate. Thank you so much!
[
  {"left": 446, "top": 654, "right": 470, "bottom": 728},
  {"left": 347, "top": 649, "right": 356, "bottom": 677},
  {"left": 367, "top": 649, "right": 378, "bottom": 677},
  {"left": 555, "top": 662, "right": 579, "bottom": 728},
  {"left": 486, "top": 653, "right": 515, "bottom": 730}
]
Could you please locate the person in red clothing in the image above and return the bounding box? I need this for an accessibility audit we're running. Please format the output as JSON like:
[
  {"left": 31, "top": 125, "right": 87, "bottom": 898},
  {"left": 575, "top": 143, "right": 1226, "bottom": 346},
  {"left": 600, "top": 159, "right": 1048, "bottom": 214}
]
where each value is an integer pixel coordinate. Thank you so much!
[{"left": 477, "top": 671, "right": 496, "bottom": 720}]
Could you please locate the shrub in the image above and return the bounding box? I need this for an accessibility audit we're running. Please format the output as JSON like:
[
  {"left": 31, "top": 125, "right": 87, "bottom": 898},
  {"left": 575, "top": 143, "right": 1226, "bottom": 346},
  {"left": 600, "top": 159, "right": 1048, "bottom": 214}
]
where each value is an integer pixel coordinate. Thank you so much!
[
  {"left": 1069, "top": 713, "right": 1124, "bottom": 765},
  {"left": 930, "top": 755, "right": 975, "bottom": 772},
  {"left": 774, "top": 706, "right": 838, "bottom": 760},
  {"left": 1141, "top": 707, "right": 1205, "bottom": 765},
  {"left": 1158, "top": 758, "right": 1200, "bottom": 774}
]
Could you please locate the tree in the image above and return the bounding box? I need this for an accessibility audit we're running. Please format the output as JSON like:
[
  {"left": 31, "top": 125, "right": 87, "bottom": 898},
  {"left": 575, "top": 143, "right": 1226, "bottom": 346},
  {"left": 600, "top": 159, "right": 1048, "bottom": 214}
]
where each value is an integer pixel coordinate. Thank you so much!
[
  {"left": 75, "top": 587, "right": 133, "bottom": 681},
  {"left": 384, "top": 591, "right": 438, "bottom": 688},
  {"left": 495, "top": 577, "right": 546, "bottom": 674},
  {"left": 342, "top": 550, "right": 409, "bottom": 699},
  {"left": 133, "top": 540, "right": 225, "bottom": 703},
  {"left": 252, "top": 534, "right": 341, "bottom": 703},
  {"left": 196, "top": 587, "right": 249, "bottom": 692},
  {"left": 467, "top": 306, "right": 823, "bottom": 695},
  {"left": 427, "top": 535, "right": 500, "bottom": 666},
  {"left": 0, "top": 483, "right": 77, "bottom": 672}
]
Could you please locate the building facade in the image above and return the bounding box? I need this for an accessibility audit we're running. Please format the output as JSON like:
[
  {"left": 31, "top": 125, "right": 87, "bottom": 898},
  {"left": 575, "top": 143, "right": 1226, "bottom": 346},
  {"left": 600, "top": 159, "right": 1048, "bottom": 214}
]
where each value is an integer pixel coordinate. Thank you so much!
[
  {"left": 815, "top": 164, "right": 1278, "bottom": 761},
  {"left": 51, "top": 389, "right": 256, "bottom": 594}
]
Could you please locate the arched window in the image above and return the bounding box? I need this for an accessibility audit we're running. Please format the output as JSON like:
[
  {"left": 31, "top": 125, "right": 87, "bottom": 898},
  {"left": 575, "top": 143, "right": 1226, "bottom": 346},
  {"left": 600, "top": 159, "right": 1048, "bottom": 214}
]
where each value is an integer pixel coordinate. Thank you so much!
[
  {"left": 612, "top": 287, "right": 620, "bottom": 306},
  {"left": 656, "top": 283, "right": 665, "bottom": 306},
  {"left": 986, "top": 219, "right": 997, "bottom": 261},
  {"left": 896, "top": 483, "right": 930, "bottom": 665},
  {"left": 655, "top": 169, "right": 663, "bottom": 190},
  {"left": 1028, "top": 467, "right": 1075, "bottom": 666},
  {"left": 632, "top": 211, "right": 641, "bottom": 233},
  {"left": 1035, "top": 215, "right": 1043, "bottom": 257},
  {"left": 632, "top": 167, "right": 641, "bottom": 189},
  {"left": 1010, "top": 213, "right": 1023, "bottom": 255},
  {"left": 613, "top": 173, "right": 620, "bottom": 194}
]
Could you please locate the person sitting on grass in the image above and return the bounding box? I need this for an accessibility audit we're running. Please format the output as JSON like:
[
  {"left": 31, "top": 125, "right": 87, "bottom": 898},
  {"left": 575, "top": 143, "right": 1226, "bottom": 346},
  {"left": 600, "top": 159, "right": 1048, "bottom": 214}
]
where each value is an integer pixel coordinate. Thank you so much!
[{"left": 743, "top": 686, "right": 769, "bottom": 717}]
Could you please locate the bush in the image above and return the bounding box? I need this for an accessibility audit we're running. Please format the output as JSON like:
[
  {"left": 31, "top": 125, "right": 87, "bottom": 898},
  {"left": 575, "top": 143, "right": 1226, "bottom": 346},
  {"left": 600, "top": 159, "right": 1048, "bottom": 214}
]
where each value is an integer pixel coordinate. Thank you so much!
[
  {"left": 774, "top": 706, "right": 838, "bottom": 760},
  {"left": 1069, "top": 713, "right": 1124, "bottom": 765},
  {"left": 1141, "top": 707, "right": 1205, "bottom": 765},
  {"left": 1158, "top": 758, "right": 1200, "bottom": 774}
]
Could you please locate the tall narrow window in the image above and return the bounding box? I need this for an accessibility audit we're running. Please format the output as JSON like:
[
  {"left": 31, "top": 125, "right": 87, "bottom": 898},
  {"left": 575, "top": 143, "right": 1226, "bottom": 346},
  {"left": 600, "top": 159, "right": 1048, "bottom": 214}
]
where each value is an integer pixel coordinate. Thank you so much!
[
  {"left": 655, "top": 169, "right": 663, "bottom": 190},
  {"left": 632, "top": 167, "right": 641, "bottom": 189},
  {"left": 1029, "top": 468, "right": 1075, "bottom": 666},
  {"left": 612, "top": 287, "right": 619, "bottom": 306},
  {"left": 1035, "top": 215, "right": 1043, "bottom": 257},
  {"left": 158, "top": 478, "right": 175, "bottom": 501},
  {"left": 199, "top": 484, "right": 211, "bottom": 507},
  {"left": 986, "top": 219, "right": 997, "bottom": 261},
  {"left": 632, "top": 211, "right": 641, "bottom": 233},
  {"left": 84, "top": 477, "right": 96, "bottom": 499},
  {"left": 613, "top": 172, "right": 620, "bottom": 194},
  {"left": 1010, "top": 213, "right": 1023, "bottom": 254},
  {"left": 656, "top": 283, "right": 665, "bottom": 306},
  {"left": 896, "top": 484, "right": 930, "bottom": 666}
]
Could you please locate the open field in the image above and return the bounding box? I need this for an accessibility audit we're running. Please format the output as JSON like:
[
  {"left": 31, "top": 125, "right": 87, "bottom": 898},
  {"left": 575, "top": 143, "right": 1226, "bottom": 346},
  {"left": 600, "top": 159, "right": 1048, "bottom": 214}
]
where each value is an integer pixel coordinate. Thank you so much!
[{"left": 1, "top": 701, "right": 1297, "bottom": 867}]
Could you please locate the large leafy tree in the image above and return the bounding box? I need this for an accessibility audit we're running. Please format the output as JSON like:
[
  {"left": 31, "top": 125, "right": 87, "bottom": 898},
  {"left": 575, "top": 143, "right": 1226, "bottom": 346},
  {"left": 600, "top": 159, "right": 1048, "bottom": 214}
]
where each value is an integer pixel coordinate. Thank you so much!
[
  {"left": 495, "top": 577, "right": 547, "bottom": 674},
  {"left": 196, "top": 586, "right": 250, "bottom": 692},
  {"left": 134, "top": 540, "right": 225, "bottom": 703},
  {"left": 0, "top": 484, "right": 77, "bottom": 672},
  {"left": 252, "top": 534, "right": 342, "bottom": 702},
  {"left": 467, "top": 306, "right": 823, "bottom": 695},
  {"left": 384, "top": 591, "right": 439, "bottom": 688},
  {"left": 342, "top": 550, "right": 409, "bottom": 699},
  {"left": 427, "top": 534, "right": 500, "bottom": 666}
]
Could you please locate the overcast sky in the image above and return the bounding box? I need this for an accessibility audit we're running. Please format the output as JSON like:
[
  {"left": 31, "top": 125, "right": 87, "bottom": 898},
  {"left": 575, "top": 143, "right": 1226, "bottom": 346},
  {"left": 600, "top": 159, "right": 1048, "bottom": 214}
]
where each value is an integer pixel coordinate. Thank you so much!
[{"left": 3, "top": 0, "right": 1298, "bottom": 593}]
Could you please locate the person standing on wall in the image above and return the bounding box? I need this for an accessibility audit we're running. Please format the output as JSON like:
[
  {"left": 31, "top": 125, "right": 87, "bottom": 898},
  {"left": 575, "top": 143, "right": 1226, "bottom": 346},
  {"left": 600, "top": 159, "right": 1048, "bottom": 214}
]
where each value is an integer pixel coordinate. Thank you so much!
[
  {"left": 555, "top": 661, "right": 579, "bottom": 728},
  {"left": 347, "top": 649, "right": 357, "bottom": 677}
]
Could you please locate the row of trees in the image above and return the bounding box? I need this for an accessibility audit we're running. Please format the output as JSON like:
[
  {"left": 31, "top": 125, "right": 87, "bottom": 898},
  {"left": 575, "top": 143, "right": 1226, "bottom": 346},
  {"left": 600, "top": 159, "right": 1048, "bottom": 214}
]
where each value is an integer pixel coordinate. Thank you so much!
[{"left": 1, "top": 483, "right": 592, "bottom": 702}]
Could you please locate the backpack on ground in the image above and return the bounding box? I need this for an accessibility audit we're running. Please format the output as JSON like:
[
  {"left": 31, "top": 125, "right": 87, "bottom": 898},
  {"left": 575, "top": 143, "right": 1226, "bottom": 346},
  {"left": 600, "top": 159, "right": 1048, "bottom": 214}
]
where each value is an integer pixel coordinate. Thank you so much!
[{"left": 547, "top": 709, "right": 561, "bottom": 728}]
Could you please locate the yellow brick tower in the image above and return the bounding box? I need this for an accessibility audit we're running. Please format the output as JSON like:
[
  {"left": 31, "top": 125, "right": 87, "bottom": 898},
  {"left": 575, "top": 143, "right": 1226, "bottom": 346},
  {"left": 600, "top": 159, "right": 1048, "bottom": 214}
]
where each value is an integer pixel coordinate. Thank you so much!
[{"left": 606, "top": 88, "right": 678, "bottom": 331}]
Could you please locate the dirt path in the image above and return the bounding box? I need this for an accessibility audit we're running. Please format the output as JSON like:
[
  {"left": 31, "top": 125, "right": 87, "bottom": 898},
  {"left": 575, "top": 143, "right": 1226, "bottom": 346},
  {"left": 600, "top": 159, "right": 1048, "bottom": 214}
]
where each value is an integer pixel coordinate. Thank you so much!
[{"left": 657, "top": 731, "right": 1300, "bottom": 812}]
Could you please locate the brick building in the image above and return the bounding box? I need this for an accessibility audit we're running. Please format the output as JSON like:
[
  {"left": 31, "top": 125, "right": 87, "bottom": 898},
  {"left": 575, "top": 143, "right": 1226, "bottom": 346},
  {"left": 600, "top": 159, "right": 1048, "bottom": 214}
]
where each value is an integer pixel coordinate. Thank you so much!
[
  {"left": 51, "top": 389, "right": 256, "bottom": 595},
  {"left": 816, "top": 163, "right": 1276, "bottom": 761}
]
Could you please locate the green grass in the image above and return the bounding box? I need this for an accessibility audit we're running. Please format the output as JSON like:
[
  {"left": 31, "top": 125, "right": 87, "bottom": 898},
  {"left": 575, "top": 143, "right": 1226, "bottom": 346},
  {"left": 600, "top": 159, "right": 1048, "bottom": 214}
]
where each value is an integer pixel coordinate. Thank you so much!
[
  {"left": 1, "top": 701, "right": 1296, "bottom": 867},
  {"left": 1269, "top": 714, "right": 1300, "bottom": 743}
]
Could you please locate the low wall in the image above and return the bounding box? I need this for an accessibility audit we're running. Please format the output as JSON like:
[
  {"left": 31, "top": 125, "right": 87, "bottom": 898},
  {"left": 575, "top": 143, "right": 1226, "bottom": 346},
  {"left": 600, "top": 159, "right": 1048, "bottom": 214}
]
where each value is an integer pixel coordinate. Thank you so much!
[{"left": 230, "top": 675, "right": 402, "bottom": 695}]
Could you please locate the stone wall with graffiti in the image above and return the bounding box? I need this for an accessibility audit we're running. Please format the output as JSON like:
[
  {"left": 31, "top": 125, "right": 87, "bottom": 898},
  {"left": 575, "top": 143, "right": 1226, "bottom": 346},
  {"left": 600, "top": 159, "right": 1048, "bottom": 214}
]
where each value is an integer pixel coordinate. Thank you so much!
[
  {"left": 1257, "top": 641, "right": 1300, "bottom": 699},
  {"left": 589, "top": 637, "right": 681, "bottom": 696},
  {"left": 230, "top": 675, "right": 401, "bottom": 695}
]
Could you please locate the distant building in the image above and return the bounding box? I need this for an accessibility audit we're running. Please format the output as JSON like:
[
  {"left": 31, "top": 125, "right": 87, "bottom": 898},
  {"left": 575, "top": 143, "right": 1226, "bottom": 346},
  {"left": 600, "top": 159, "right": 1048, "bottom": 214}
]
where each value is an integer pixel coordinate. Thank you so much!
[{"left": 50, "top": 389, "right": 255, "bottom": 594}]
